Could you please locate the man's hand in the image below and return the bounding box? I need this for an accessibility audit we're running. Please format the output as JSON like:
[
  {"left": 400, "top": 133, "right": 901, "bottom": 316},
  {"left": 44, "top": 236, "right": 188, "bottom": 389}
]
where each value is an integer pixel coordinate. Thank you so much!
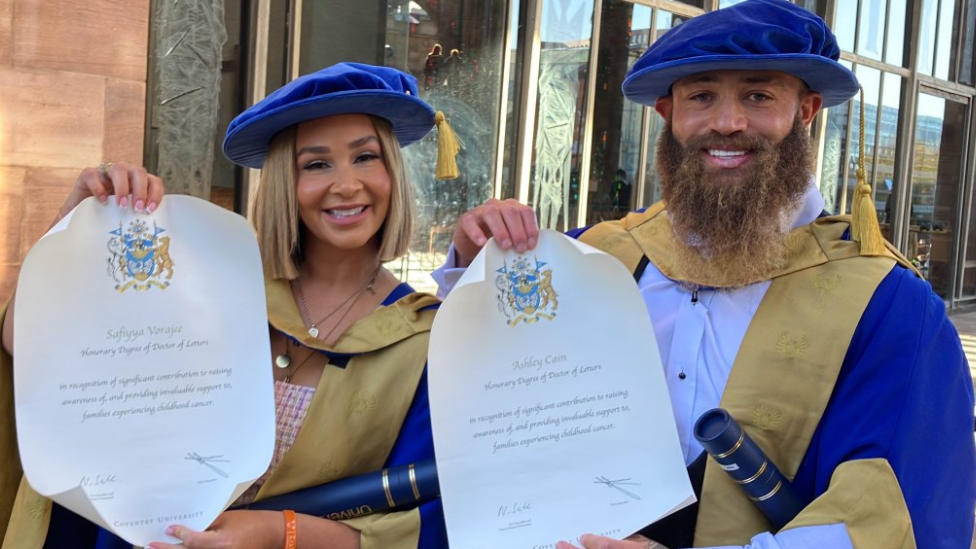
[
  {"left": 556, "top": 533, "right": 669, "bottom": 549},
  {"left": 452, "top": 198, "right": 539, "bottom": 267}
]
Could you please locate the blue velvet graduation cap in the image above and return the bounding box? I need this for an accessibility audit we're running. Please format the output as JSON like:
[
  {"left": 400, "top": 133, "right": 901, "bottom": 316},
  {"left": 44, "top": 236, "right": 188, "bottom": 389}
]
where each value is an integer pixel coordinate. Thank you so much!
[
  {"left": 224, "top": 62, "right": 459, "bottom": 175},
  {"left": 622, "top": 0, "right": 858, "bottom": 108}
]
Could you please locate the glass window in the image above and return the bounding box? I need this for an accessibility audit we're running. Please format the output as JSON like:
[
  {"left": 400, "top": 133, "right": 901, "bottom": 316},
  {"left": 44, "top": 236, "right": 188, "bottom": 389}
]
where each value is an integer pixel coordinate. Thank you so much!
[
  {"left": 299, "top": 0, "right": 509, "bottom": 292},
  {"left": 640, "top": 9, "right": 685, "bottom": 208},
  {"left": 718, "top": 0, "right": 747, "bottom": 7},
  {"left": 857, "top": 0, "right": 887, "bottom": 60},
  {"left": 833, "top": 0, "right": 857, "bottom": 53},
  {"left": 935, "top": 0, "right": 958, "bottom": 80},
  {"left": 909, "top": 93, "right": 966, "bottom": 297},
  {"left": 499, "top": 0, "right": 524, "bottom": 200},
  {"left": 586, "top": 1, "right": 651, "bottom": 224},
  {"left": 528, "top": 0, "right": 595, "bottom": 231},
  {"left": 877, "top": 72, "right": 902, "bottom": 240},
  {"left": 963, "top": 0, "right": 976, "bottom": 85},
  {"left": 886, "top": 0, "right": 908, "bottom": 66},
  {"left": 819, "top": 60, "right": 855, "bottom": 215},
  {"left": 843, "top": 65, "right": 882, "bottom": 215},
  {"left": 671, "top": 0, "right": 705, "bottom": 8},
  {"left": 919, "top": 0, "right": 939, "bottom": 76}
]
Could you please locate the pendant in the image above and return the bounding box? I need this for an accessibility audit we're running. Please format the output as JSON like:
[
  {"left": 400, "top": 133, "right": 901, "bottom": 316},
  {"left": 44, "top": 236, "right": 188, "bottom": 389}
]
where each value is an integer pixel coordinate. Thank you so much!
[
  {"left": 275, "top": 354, "right": 291, "bottom": 369},
  {"left": 308, "top": 326, "right": 319, "bottom": 338}
]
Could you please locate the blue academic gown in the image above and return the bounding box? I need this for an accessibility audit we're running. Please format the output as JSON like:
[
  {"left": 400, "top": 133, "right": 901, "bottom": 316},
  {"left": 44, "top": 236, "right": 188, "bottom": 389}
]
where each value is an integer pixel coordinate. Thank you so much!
[
  {"left": 570, "top": 221, "right": 976, "bottom": 548},
  {"left": 789, "top": 265, "right": 975, "bottom": 548},
  {"left": 44, "top": 283, "right": 448, "bottom": 549}
]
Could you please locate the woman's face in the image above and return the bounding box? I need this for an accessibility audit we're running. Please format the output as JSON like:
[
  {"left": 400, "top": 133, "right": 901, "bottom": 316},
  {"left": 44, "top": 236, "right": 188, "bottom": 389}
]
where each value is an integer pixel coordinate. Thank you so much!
[{"left": 294, "top": 114, "right": 392, "bottom": 255}]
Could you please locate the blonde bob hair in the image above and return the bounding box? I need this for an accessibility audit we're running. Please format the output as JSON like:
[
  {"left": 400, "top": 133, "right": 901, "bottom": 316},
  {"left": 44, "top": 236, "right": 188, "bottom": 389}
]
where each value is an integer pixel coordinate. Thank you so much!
[{"left": 250, "top": 115, "right": 415, "bottom": 280}]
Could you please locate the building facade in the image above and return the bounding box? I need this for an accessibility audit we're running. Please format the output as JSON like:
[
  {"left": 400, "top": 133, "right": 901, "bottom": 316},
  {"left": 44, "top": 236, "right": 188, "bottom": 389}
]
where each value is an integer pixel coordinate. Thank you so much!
[{"left": 3, "top": 0, "right": 975, "bottom": 305}]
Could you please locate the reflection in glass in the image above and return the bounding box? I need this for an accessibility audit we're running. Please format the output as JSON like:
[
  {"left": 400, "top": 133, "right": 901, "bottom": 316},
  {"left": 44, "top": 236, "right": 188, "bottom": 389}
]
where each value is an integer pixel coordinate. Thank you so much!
[
  {"left": 886, "top": 0, "right": 907, "bottom": 66},
  {"left": 639, "top": 10, "right": 685, "bottom": 208},
  {"left": 909, "top": 94, "right": 965, "bottom": 298},
  {"left": 718, "top": 0, "right": 747, "bottom": 7},
  {"left": 876, "top": 73, "right": 902, "bottom": 241},
  {"left": 935, "top": 0, "right": 957, "bottom": 80},
  {"left": 857, "top": 0, "right": 887, "bottom": 60},
  {"left": 843, "top": 65, "right": 881, "bottom": 214},
  {"left": 918, "top": 0, "right": 938, "bottom": 75},
  {"left": 833, "top": 0, "right": 856, "bottom": 53},
  {"left": 300, "top": 0, "right": 508, "bottom": 292},
  {"left": 586, "top": 1, "right": 651, "bottom": 225},
  {"left": 528, "top": 0, "right": 594, "bottom": 231}
]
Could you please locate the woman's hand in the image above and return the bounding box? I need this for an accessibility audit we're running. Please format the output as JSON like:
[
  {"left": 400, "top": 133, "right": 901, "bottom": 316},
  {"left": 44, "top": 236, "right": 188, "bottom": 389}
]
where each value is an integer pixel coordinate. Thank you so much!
[
  {"left": 556, "top": 533, "right": 670, "bottom": 549},
  {"left": 60, "top": 162, "right": 165, "bottom": 220},
  {"left": 146, "top": 510, "right": 282, "bottom": 549},
  {"left": 146, "top": 510, "right": 362, "bottom": 549}
]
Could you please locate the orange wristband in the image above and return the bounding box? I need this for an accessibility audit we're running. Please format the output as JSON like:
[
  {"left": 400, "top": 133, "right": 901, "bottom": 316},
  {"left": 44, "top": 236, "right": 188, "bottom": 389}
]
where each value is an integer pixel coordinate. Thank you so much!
[{"left": 283, "top": 509, "right": 298, "bottom": 549}]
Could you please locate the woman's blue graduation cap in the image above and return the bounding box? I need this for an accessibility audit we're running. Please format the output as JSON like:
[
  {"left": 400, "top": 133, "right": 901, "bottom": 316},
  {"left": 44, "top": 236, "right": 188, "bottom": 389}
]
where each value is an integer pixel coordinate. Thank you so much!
[
  {"left": 223, "top": 62, "right": 460, "bottom": 178},
  {"left": 622, "top": 0, "right": 858, "bottom": 108}
]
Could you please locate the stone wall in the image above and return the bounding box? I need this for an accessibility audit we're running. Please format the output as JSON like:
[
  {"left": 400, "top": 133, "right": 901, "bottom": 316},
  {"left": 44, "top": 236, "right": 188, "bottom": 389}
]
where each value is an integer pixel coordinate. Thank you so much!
[{"left": 0, "top": 0, "right": 150, "bottom": 303}]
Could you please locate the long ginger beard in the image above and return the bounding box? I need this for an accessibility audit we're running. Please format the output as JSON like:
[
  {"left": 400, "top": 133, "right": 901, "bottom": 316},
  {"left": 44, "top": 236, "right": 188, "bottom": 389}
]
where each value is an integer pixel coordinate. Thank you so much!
[{"left": 657, "top": 117, "right": 814, "bottom": 288}]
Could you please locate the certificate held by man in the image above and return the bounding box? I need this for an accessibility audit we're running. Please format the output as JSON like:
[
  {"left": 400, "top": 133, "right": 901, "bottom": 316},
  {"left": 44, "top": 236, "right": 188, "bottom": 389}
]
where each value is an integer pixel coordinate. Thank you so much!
[
  {"left": 428, "top": 230, "right": 694, "bottom": 549},
  {"left": 13, "top": 196, "right": 274, "bottom": 546}
]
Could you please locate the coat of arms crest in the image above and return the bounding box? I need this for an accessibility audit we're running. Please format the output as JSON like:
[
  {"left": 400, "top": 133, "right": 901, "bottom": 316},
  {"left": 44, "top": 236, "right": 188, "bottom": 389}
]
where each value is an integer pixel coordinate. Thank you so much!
[
  {"left": 107, "top": 219, "right": 175, "bottom": 292},
  {"left": 495, "top": 256, "right": 558, "bottom": 326}
]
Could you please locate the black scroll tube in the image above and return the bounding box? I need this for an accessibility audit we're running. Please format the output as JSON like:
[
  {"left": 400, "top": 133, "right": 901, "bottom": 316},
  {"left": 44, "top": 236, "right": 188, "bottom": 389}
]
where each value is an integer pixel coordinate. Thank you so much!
[
  {"left": 241, "top": 459, "right": 439, "bottom": 520},
  {"left": 693, "top": 408, "right": 806, "bottom": 530}
]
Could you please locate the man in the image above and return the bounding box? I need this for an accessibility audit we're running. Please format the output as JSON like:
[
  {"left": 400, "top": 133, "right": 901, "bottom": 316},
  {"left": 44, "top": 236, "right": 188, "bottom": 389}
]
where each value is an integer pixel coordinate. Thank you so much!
[{"left": 433, "top": 0, "right": 976, "bottom": 548}]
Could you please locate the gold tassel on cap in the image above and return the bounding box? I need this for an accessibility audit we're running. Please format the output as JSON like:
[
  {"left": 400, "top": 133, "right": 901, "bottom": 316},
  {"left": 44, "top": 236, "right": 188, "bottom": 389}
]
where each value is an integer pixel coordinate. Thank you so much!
[
  {"left": 849, "top": 86, "right": 887, "bottom": 256},
  {"left": 435, "top": 110, "right": 462, "bottom": 180}
]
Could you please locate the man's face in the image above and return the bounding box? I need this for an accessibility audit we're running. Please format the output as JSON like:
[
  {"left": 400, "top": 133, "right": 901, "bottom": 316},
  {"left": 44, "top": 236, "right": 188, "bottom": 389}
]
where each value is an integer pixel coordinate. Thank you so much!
[
  {"left": 655, "top": 70, "right": 822, "bottom": 180},
  {"left": 650, "top": 69, "right": 824, "bottom": 288}
]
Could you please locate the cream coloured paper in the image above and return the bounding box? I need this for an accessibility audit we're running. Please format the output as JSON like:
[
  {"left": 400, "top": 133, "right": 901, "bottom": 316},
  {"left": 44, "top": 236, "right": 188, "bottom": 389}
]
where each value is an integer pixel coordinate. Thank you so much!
[
  {"left": 428, "top": 229, "right": 694, "bottom": 549},
  {"left": 14, "top": 196, "right": 274, "bottom": 546}
]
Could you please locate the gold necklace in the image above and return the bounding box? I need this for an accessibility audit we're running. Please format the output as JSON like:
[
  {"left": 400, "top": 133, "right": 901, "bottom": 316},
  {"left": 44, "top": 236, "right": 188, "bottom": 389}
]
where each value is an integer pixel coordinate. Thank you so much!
[
  {"left": 294, "top": 265, "right": 381, "bottom": 339},
  {"left": 273, "top": 339, "right": 328, "bottom": 384}
]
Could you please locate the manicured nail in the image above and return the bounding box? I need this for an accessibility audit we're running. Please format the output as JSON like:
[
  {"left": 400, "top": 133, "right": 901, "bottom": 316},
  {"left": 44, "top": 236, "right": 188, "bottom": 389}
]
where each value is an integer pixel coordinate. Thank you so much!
[
  {"left": 165, "top": 526, "right": 175, "bottom": 535},
  {"left": 501, "top": 239, "right": 512, "bottom": 248},
  {"left": 99, "top": 194, "right": 109, "bottom": 204},
  {"left": 146, "top": 201, "right": 157, "bottom": 213},
  {"left": 134, "top": 199, "right": 145, "bottom": 212},
  {"left": 120, "top": 196, "right": 128, "bottom": 208}
]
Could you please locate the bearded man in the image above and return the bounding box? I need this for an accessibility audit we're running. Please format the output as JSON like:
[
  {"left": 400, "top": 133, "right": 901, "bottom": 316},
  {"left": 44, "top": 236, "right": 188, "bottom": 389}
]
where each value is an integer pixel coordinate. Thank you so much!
[{"left": 434, "top": 0, "right": 976, "bottom": 548}]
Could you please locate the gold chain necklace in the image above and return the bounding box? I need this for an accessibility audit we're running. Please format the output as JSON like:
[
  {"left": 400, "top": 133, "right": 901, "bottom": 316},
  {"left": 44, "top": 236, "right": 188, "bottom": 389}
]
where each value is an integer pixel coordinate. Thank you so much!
[{"left": 294, "top": 264, "right": 381, "bottom": 339}]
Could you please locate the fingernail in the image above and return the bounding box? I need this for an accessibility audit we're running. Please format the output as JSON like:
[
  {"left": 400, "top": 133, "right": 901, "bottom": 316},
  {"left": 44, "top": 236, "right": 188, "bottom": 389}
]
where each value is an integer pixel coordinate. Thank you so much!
[
  {"left": 165, "top": 526, "right": 175, "bottom": 535},
  {"left": 528, "top": 237, "right": 537, "bottom": 248},
  {"left": 99, "top": 195, "right": 109, "bottom": 204},
  {"left": 501, "top": 239, "right": 512, "bottom": 248},
  {"left": 475, "top": 237, "right": 487, "bottom": 246},
  {"left": 146, "top": 201, "right": 157, "bottom": 213},
  {"left": 516, "top": 244, "right": 526, "bottom": 253},
  {"left": 134, "top": 199, "right": 145, "bottom": 212},
  {"left": 119, "top": 196, "right": 128, "bottom": 208}
]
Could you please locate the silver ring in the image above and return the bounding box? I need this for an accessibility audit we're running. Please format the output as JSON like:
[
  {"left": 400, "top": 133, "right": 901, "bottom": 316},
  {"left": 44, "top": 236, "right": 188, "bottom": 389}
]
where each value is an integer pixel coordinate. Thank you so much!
[{"left": 98, "top": 162, "right": 114, "bottom": 176}]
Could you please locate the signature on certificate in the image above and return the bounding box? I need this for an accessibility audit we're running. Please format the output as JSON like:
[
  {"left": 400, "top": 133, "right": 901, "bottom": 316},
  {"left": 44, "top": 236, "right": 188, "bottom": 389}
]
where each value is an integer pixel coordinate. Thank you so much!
[
  {"left": 594, "top": 476, "right": 641, "bottom": 500},
  {"left": 186, "top": 452, "right": 230, "bottom": 478}
]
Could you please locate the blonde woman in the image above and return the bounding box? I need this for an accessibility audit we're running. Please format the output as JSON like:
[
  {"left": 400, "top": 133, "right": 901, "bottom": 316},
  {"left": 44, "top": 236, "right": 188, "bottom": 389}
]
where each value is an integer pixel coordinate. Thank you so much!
[{"left": 1, "top": 63, "right": 449, "bottom": 549}]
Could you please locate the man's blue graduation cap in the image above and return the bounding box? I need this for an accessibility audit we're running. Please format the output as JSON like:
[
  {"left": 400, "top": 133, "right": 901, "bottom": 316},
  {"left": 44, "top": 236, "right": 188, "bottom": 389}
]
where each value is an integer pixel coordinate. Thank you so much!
[{"left": 622, "top": 0, "right": 858, "bottom": 108}]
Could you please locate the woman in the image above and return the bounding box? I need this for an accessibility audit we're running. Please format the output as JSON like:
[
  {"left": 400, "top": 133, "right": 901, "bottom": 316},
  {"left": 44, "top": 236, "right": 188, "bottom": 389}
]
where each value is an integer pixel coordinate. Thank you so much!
[{"left": 0, "top": 62, "right": 452, "bottom": 549}]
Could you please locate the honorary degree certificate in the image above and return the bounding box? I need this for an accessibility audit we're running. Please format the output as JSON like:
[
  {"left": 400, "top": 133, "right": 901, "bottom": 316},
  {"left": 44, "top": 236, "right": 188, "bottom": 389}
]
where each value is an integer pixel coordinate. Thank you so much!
[
  {"left": 13, "top": 196, "right": 274, "bottom": 546},
  {"left": 428, "top": 230, "right": 694, "bottom": 549}
]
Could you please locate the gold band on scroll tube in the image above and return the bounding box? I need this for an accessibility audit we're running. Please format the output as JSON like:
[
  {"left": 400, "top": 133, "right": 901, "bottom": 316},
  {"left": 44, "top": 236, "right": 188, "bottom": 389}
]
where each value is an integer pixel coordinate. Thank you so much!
[
  {"left": 714, "top": 433, "right": 744, "bottom": 459},
  {"left": 408, "top": 464, "right": 421, "bottom": 500},
  {"left": 382, "top": 468, "right": 396, "bottom": 507},
  {"left": 734, "top": 460, "right": 768, "bottom": 485},
  {"left": 751, "top": 481, "right": 783, "bottom": 502}
]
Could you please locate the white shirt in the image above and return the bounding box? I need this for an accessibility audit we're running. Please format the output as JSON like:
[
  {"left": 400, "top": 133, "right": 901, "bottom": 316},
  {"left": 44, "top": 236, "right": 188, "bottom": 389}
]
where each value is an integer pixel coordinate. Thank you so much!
[{"left": 431, "top": 182, "right": 853, "bottom": 549}]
